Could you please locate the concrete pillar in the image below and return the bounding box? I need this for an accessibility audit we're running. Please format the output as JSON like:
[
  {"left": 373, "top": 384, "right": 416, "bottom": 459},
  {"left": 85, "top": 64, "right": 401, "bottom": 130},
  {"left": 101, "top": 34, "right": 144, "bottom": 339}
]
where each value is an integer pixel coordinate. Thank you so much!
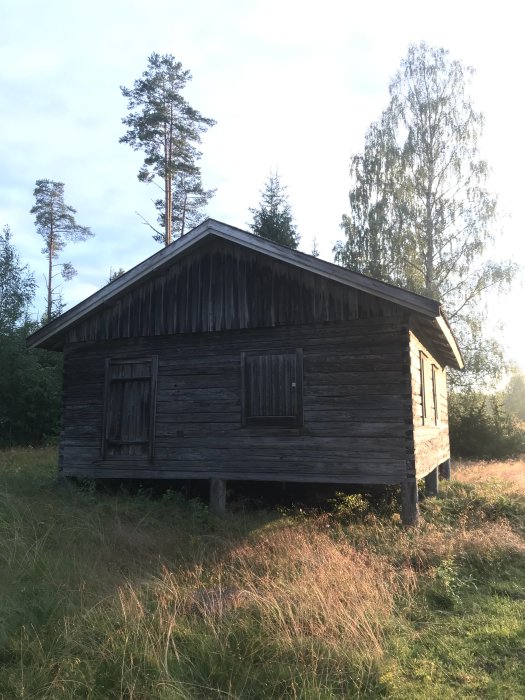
[
  {"left": 439, "top": 459, "right": 451, "bottom": 480},
  {"left": 425, "top": 466, "right": 439, "bottom": 497},
  {"left": 401, "top": 478, "right": 419, "bottom": 526},
  {"left": 209, "top": 478, "right": 226, "bottom": 515}
]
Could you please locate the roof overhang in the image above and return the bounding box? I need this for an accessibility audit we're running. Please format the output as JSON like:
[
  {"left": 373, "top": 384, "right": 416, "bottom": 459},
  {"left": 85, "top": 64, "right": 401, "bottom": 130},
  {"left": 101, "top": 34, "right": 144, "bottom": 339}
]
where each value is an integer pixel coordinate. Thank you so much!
[{"left": 27, "top": 218, "right": 464, "bottom": 369}]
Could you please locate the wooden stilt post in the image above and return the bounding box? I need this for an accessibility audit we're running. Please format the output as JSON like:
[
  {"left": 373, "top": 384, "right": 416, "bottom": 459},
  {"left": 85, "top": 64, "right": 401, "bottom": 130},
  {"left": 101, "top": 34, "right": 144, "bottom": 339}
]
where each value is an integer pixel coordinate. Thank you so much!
[
  {"left": 401, "top": 478, "right": 419, "bottom": 526},
  {"left": 209, "top": 478, "right": 226, "bottom": 515},
  {"left": 425, "top": 466, "right": 439, "bottom": 497},
  {"left": 439, "top": 459, "right": 451, "bottom": 480}
]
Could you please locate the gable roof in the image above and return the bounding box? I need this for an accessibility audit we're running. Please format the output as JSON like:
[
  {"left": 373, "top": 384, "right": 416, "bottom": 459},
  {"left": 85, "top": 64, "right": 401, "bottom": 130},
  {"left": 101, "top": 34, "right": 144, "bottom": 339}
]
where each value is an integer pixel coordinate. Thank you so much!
[{"left": 27, "top": 218, "right": 464, "bottom": 369}]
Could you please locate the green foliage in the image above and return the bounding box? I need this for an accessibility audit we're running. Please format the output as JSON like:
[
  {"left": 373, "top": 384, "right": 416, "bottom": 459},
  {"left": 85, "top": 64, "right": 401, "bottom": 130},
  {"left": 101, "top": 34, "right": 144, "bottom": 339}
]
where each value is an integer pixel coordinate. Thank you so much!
[
  {"left": 0, "top": 230, "right": 62, "bottom": 446},
  {"left": 335, "top": 42, "right": 516, "bottom": 387},
  {"left": 0, "top": 224, "right": 35, "bottom": 334},
  {"left": 120, "top": 52, "right": 215, "bottom": 246},
  {"left": 154, "top": 169, "right": 216, "bottom": 238},
  {"left": 449, "top": 391, "right": 525, "bottom": 458},
  {"left": 504, "top": 369, "right": 525, "bottom": 421},
  {"left": 107, "top": 266, "right": 126, "bottom": 283},
  {"left": 0, "top": 324, "right": 62, "bottom": 447},
  {"left": 30, "top": 179, "right": 93, "bottom": 320},
  {"left": 250, "top": 171, "right": 300, "bottom": 249},
  {"left": 329, "top": 492, "right": 370, "bottom": 522}
]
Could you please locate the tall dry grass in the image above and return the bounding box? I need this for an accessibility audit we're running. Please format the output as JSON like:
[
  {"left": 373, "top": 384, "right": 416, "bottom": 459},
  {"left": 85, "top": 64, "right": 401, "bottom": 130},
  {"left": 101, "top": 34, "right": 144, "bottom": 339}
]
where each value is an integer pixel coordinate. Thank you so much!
[
  {"left": 2, "top": 450, "right": 525, "bottom": 698},
  {"left": 27, "top": 523, "right": 413, "bottom": 698},
  {"left": 455, "top": 457, "right": 525, "bottom": 491}
]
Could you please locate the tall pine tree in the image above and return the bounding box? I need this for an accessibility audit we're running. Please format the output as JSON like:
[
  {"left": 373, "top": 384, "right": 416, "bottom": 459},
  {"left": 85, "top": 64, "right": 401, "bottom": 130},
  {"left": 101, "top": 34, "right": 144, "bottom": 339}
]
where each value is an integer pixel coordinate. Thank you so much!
[
  {"left": 153, "top": 170, "right": 216, "bottom": 240},
  {"left": 120, "top": 53, "right": 215, "bottom": 246},
  {"left": 31, "top": 180, "right": 93, "bottom": 321}
]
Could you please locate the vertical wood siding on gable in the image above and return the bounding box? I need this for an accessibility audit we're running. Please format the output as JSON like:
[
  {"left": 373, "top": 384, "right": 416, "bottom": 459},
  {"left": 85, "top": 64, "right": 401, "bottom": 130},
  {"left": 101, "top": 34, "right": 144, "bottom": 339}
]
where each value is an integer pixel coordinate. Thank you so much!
[
  {"left": 65, "top": 240, "right": 401, "bottom": 344},
  {"left": 59, "top": 319, "right": 412, "bottom": 484}
]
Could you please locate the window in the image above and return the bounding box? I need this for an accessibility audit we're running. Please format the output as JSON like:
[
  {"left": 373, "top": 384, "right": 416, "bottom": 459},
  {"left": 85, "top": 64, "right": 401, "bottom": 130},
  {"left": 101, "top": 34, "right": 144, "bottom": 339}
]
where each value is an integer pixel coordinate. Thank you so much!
[
  {"left": 102, "top": 356, "right": 158, "bottom": 458},
  {"left": 241, "top": 349, "right": 303, "bottom": 427},
  {"left": 431, "top": 364, "right": 439, "bottom": 424},
  {"left": 419, "top": 351, "right": 438, "bottom": 426}
]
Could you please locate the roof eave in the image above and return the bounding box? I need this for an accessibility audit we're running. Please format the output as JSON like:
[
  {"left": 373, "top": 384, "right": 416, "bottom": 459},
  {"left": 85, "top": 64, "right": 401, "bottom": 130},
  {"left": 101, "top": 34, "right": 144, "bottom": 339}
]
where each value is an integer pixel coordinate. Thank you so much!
[
  {"left": 26, "top": 218, "right": 447, "bottom": 351},
  {"left": 435, "top": 314, "right": 464, "bottom": 370}
]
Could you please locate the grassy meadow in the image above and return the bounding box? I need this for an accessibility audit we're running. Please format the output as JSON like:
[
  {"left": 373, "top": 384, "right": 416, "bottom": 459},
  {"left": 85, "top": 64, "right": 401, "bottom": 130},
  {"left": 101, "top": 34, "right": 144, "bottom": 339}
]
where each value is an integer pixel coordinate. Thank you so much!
[{"left": 0, "top": 448, "right": 524, "bottom": 699}]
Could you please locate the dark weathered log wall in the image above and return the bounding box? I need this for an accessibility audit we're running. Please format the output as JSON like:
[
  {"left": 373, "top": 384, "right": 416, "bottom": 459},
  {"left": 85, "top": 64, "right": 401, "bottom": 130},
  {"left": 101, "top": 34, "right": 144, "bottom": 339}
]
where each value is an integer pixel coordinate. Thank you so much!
[
  {"left": 409, "top": 330, "right": 450, "bottom": 477},
  {"left": 59, "top": 318, "right": 413, "bottom": 484},
  {"left": 65, "top": 238, "right": 401, "bottom": 344}
]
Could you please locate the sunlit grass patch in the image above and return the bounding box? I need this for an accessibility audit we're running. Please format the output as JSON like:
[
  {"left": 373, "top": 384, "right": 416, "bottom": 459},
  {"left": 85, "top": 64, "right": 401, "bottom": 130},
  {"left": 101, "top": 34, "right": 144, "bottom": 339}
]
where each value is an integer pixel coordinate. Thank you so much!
[{"left": 0, "top": 448, "right": 524, "bottom": 698}]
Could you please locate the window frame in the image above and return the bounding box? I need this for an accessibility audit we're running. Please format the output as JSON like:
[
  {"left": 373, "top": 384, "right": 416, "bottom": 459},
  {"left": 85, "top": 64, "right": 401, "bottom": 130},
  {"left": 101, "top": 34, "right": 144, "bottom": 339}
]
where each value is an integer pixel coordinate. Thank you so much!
[
  {"left": 420, "top": 351, "right": 439, "bottom": 426},
  {"left": 431, "top": 363, "right": 439, "bottom": 424},
  {"left": 101, "top": 355, "right": 158, "bottom": 460},
  {"left": 419, "top": 350, "right": 427, "bottom": 423},
  {"left": 240, "top": 348, "right": 304, "bottom": 428}
]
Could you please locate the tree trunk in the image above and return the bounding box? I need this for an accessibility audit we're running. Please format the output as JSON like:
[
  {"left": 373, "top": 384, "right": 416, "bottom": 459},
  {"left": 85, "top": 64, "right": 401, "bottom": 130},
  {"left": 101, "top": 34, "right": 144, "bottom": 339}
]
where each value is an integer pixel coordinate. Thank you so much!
[
  {"left": 181, "top": 192, "right": 187, "bottom": 236},
  {"left": 47, "top": 233, "right": 53, "bottom": 320},
  {"left": 164, "top": 171, "right": 171, "bottom": 246}
]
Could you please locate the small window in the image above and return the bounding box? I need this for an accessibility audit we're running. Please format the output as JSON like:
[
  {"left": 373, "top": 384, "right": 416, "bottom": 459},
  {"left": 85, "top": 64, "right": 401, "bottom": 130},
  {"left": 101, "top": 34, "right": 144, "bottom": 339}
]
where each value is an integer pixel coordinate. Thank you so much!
[
  {"left": 241, "top": 349, "right": 303, "bottom": 427},
  {"left": 432, "top": 364, "right": 439, "bottom": 424},
  {"left": 419, "top": 351, "right": 426, "bottom": 422},
  {"left": 420, "top": 351, "right": 437, "bottom": 426},
  {"left": 102, "top": 356, "right": 158, "bottom": 459}
]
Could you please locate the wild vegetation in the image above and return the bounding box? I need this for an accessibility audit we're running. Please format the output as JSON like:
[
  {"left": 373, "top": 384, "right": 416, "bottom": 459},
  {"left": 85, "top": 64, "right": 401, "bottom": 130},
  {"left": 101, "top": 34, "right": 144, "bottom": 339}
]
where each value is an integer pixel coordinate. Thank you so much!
[
  {"left": 249, "top": 171, "right": 300, "bottom": 249},
  {"left": 1, "top": 448, "right": 524, "bottom": 698},
  {"left": 335, "top": 43, "right": 516, "bottom": 392}
]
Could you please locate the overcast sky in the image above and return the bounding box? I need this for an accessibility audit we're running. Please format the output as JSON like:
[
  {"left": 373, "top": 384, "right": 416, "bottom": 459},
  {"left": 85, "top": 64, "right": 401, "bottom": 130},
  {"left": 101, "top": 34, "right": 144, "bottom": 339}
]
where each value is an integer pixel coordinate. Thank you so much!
[{"left": 1, "top": 0, "right": 523, "bottom": 370}]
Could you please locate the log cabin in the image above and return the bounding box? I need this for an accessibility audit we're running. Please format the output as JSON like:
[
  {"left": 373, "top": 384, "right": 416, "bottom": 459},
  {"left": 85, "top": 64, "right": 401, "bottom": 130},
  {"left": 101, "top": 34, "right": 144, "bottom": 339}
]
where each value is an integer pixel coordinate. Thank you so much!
[{"left": 27, "top": 219, "right": 463, "bottom": 524}]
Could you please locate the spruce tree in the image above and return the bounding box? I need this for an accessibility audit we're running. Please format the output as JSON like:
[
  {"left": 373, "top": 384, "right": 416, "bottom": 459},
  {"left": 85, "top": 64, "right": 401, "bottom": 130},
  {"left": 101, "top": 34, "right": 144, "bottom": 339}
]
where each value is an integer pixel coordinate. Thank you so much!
[{"left": 250, "top": 172, "right": 300, "bottom": 249}]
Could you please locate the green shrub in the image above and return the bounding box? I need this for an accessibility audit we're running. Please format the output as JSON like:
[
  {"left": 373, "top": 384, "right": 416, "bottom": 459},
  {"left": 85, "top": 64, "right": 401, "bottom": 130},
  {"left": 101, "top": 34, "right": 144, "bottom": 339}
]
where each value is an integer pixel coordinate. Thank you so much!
[{"left": 449, "top": 391, "right": 525, "bottom": 458}]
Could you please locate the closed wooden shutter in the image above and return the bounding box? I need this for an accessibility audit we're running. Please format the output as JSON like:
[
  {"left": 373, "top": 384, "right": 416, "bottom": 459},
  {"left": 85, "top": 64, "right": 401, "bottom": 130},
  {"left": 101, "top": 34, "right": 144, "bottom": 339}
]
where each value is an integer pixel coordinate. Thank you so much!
[
  {"left": 102, "top": 357, "right": 158, "bottom": 458},
  {"left": 241, "top": 349, "right": 303, "bottom": 427}
]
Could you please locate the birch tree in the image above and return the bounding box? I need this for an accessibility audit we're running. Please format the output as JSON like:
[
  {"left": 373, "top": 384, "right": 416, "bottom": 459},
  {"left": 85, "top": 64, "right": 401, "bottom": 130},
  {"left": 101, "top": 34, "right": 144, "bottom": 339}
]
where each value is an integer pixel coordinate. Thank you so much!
[{"left": 335, "top": 43, "right": 516, "bottom": 385}]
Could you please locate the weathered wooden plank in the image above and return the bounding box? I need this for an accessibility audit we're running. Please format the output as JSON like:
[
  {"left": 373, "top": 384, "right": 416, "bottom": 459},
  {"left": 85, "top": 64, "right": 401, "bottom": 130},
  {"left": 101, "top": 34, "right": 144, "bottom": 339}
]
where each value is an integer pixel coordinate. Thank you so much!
[
  {"left": 60, "top": 318, "right": 414, "bottom": 484},
  {"left": 63, "top": 240, "right": 407, "bottom": 344},
  {"left": 62, "top": 465, "right": 405, "bottom": 485}
]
